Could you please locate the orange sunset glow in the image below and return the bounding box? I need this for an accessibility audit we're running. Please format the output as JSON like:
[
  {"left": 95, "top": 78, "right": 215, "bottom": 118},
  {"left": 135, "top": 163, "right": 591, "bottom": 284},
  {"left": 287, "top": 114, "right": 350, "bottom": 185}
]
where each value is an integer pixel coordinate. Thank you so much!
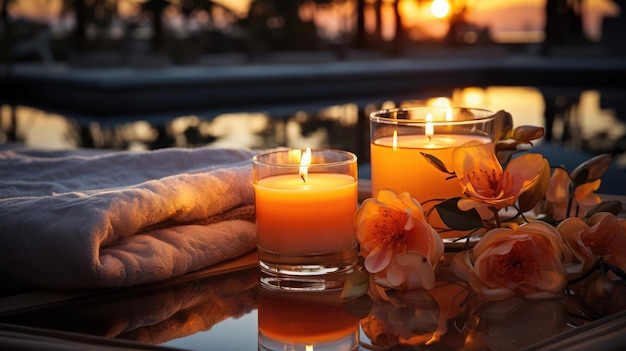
[{"left": 4, "top": 0, "right": 621, "bottom": 43}]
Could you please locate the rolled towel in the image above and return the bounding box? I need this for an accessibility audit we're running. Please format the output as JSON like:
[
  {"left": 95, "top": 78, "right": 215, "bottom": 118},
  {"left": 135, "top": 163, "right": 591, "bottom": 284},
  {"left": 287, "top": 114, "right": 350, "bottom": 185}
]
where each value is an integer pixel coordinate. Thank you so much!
[{"left": 0, "top": 146, "right": 259, "bottom": 290}]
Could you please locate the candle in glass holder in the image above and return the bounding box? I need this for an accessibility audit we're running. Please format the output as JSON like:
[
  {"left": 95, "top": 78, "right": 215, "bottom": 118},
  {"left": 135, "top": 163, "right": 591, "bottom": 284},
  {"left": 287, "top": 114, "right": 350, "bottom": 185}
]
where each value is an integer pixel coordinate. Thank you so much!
[
  {"left": 252, "top": 148, "right": 359, "bottom": 291},
  {"left": 371, "top": 133, "right": 494, "bottom": 204},
  {"left": 370, "top": 107, "right": 495, "bottom": 237}
]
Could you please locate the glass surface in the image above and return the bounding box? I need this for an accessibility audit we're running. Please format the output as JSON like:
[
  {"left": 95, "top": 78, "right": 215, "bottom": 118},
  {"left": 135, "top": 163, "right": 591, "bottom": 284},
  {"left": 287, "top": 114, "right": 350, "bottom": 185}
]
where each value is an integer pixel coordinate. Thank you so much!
[{"left": 1, "top": 251, "right": 625, "bottom": 351}]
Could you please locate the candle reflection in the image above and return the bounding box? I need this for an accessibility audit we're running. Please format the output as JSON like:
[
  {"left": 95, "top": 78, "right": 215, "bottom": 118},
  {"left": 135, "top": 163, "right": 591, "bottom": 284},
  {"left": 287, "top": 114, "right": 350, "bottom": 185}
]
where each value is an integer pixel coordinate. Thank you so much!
[{"left": 258, "top": 291, "right": 359, "bottom": 351}]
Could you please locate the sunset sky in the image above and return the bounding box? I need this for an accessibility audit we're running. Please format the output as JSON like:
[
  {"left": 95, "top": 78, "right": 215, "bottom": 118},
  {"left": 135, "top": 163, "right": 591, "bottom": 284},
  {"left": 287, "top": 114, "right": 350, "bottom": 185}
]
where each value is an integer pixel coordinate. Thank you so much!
[{"left": 7, "top": 0, "right": 622, "bottom": 42}]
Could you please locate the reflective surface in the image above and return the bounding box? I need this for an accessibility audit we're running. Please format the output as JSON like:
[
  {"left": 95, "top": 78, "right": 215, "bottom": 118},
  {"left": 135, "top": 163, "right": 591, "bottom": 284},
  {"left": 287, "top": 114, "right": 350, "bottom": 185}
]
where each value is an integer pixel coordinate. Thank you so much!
[
  {"left": 1, "top": 247, "right": 625, "bottom": 351},
  {"left": 2, "top": 86, "right": 624, "bottom": 162},
  {"left": 3, "top": 85, "right": 625, "bottom": 196}
]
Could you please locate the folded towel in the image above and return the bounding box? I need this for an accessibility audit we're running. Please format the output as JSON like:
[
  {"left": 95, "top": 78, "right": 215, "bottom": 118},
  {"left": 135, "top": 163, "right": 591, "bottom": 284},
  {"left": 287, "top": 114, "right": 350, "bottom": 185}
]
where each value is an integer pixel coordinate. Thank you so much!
[{"left": 0, "top": 146, "right": 259, "bottom": 290}]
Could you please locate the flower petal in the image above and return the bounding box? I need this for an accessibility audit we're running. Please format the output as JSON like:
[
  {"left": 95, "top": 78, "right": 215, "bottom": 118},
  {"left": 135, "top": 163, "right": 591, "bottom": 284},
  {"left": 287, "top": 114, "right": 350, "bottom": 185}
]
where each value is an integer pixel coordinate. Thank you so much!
[
  {"left": 365, "top": 243, "right": 393, "bottom": 273},
  {"left": 502, "top": 153, "right": 545, "bottom": 195}
]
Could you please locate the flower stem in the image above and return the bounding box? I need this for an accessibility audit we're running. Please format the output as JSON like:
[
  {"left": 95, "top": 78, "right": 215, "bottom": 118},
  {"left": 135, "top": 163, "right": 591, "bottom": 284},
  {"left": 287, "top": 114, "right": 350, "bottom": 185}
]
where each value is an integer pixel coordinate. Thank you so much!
[
  {"left": 566, "top": 182, "right": 575, "bottom": 219},
  {"left": 491, "top": 207, "right": 502, "bottom": 228}
]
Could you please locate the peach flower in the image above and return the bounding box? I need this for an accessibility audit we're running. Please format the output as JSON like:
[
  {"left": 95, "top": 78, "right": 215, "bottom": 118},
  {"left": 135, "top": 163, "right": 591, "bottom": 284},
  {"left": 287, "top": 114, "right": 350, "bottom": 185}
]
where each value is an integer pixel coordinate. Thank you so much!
[
  {"left": 355, "top": 189, "right": 444, "bottom": 290},
  {"left": 462, "top": 221, "right": 572, "bottom": 300},
  {"left": 557, "top": 212, "right": 626, "bottom": 278},
  {"left": 452, "top": 143, "right": 548, "bottom": 212},
  {"left": 544, "top": 167, "right": 602, "bottom": 221}
]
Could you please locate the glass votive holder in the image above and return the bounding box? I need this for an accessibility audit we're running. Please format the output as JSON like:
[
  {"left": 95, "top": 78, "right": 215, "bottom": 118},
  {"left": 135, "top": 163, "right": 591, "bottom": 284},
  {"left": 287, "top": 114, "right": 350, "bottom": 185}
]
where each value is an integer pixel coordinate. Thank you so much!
[
  {"left": 369, "top": 106, "right": 495, "bottom": 239},
  {"left": 252, "top": 148, "right": 359, "bottom": 291},
  {"left": 257, "top": 290, "right": 359, "bottom": 351}
]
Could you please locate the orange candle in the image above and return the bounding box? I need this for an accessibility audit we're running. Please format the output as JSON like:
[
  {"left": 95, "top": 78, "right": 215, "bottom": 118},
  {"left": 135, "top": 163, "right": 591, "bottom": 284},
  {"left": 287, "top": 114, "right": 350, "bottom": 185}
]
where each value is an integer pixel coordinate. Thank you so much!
[
  {"left": 371, "top": 134, "right": 494, "bottom": 203},
  {"left": 369, "top": 107, "right": 496, "bottom": 238},
  {"left": 252, "top": 148, "right": 359, "bottom": 290},
  {"left": 255, "top": 173, "right": 357, "bottom": 254}
]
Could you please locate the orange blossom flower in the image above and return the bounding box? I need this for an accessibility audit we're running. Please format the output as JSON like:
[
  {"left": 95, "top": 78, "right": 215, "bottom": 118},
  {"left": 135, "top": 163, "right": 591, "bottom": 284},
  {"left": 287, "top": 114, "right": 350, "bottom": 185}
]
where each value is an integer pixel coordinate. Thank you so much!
[
  {"left": 557, "top": 212, "right": 626, "bottom": 279},
  {"left": 451, "top": 143, "right": 548, "bottom": 211},
  {"left": 544, "top": 167, "right": 601, "bottom": 221},
  {"left": 355, "top": 189, "right": 444, "bottom": 290},
  {"left": 461, "top": 221, "right": 572, "bottom": 300}
]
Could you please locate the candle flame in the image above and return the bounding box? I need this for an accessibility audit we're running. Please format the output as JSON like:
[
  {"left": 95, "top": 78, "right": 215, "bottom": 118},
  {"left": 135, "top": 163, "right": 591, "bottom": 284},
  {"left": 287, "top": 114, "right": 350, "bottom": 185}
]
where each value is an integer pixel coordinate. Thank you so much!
[
  {"left": 305, "top": 345, "right": 314, "bottom": 351},
  {"left": 445, "top": 107, "right": 452, "bottom": 121},
  {"left": 425, "top": 113, "right": 434, "bottom": 137},
  {"left": 392, "top": 130, "right": 398, "bottom": 150},
  {"left": 299, "top": 147, "right": 312, "bottom": 182}
]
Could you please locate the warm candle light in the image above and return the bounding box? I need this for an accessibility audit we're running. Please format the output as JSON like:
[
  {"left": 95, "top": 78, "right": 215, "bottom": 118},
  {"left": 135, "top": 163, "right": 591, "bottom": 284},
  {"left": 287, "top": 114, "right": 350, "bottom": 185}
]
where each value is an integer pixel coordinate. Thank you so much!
[
  {"left": 392, "top": 130, "right": 398, "bottom": 150},
  {"left": 425, "top": 112, "right": 434, "bottom": 137},
  {"left": 254, "top": 170, "right": 357, "bottom": 254},
  {"left": 370, "top": 107, "right": 495, "bottom": 238},
  {"left": 299, "top": 147, "right": 312, "bottom": 182},
  {"left": 252, "top": 148, "right": 359, "bottom": 290}
]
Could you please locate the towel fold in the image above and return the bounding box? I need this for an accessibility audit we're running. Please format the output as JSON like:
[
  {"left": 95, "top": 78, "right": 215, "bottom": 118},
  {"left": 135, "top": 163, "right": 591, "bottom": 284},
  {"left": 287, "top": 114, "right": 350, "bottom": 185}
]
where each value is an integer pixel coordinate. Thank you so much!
[{"left": 0, "top": 146, "right": 259, "bottom": 291}]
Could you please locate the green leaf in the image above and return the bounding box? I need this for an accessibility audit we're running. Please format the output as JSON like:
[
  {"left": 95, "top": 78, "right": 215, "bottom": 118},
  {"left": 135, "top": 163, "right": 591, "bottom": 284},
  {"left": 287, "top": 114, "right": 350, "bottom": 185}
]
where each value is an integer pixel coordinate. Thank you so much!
[
  {"left": 421, "top": 152, "right": 453, "bottom": 175},
  {"left": 518, "top": 158, "right": 550, "bottom": 212},
  {"left": 570, "top": 153, "right": 612, "bottom": 185},
  {"left": 495, "top": 149, "right": 516, "bottom": 167},
  {"left": 509, "top": 125, "right": 545, "bottom": 142},
  {"left": 340, "top": 270, "right": 370, "bottom": 300},
  {"left": 585, "top": 200, "right": 624, "bottom": 217},
  {"left": 494, "top": 110, "right": 514, "bottom": 142},
  {"left": 435, "top": 198, "right": 484, "bottom": 231},
  {"left": 605, "top": 262, "right": 626, "bottom": 280},
  {"left": 572, "top": 168, "right": 590, "bottom": 191},
  {"left": 568, "top": 256, "right": 604, "bottom": 285}
]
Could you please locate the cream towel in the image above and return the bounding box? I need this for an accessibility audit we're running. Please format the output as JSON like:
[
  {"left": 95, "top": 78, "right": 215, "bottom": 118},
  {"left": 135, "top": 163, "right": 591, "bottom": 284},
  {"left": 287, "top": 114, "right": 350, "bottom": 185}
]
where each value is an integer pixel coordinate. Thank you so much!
[{"left": 0, "top": 146, "right": 258, "bottom": 290}]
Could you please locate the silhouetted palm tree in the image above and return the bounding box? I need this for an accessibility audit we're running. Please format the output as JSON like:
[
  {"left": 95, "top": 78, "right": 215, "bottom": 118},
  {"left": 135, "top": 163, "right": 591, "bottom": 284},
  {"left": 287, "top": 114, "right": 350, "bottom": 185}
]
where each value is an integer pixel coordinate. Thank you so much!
[
  {"left": 543, "top": 0, "right": 587, "bottom": 55},
  {"left": 354, "top": 0, "right": 366, "bottom": 48},
  {"left": 60, "top": 0, "right": 119, "bottom": 52},
  {"left": 141, "top": 0, "right": 171, "bottom": 53},
  {"left": 388, "top": 0, "right": 404, "bottom": 56},
  {"left": 243, "top": 0, "right": 345, "bottom": 52}
]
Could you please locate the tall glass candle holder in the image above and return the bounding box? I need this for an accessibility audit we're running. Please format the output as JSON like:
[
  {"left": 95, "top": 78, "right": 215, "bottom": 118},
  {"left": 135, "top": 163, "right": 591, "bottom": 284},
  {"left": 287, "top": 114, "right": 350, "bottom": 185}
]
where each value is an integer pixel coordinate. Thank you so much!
[
  {"left": 370, "top": 106, "right": 495, "bottom": 239},
  {"left": 252, "top": 148, "right": 359, "bottom": 291}
]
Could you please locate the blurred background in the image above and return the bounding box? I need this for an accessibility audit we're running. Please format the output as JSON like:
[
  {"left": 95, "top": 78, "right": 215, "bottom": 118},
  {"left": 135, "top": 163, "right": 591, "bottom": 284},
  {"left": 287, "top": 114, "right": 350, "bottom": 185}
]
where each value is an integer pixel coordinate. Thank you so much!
[{"left": 0, "top": 0, "right": 625, "bottom": 192}]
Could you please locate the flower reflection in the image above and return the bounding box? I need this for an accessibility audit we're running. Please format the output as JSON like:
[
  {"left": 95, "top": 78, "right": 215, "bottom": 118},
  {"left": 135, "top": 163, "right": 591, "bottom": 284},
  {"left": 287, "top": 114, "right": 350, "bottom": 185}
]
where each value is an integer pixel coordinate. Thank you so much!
[
  {"left": 568, "top": 270, "right": 626, "bottom": 318},
  {"left": 471, "top": 296, "right": 568, "bottom": 351},
  {"left": 347, "top": 251, "right": 626, "bottom": 350},
  {"left": 359, "top": 289, "right": 441, "bottom": 348}
]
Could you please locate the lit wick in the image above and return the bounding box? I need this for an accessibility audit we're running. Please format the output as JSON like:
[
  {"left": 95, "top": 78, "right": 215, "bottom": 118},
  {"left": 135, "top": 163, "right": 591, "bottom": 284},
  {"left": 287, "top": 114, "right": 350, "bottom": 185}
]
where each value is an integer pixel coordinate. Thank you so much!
[
  {"left": 299, "top": 147, "right": 312, "bottom": 183},
  {"left": 425, "top": 112, "right": 434, "bottom": 141}
]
